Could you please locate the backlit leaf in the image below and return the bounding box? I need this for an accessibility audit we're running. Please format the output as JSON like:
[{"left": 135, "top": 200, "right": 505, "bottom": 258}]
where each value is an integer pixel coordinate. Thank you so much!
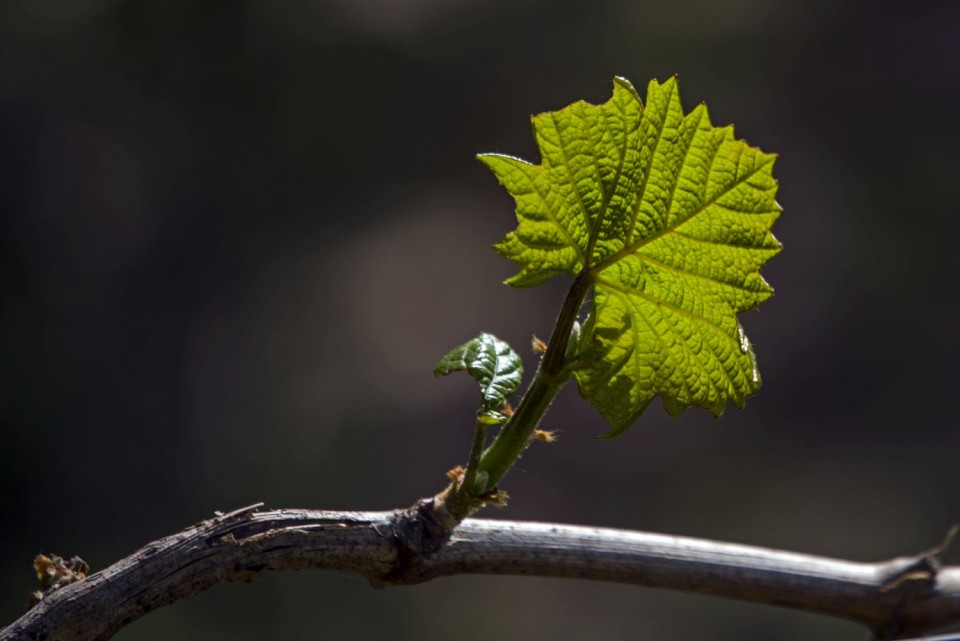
[{"left": 480, "top": 77, "right": 780, "bottom": 435}]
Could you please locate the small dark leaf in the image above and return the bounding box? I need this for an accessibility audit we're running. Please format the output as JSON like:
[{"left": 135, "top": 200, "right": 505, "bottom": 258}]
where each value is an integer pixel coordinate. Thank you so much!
[{"left": 435, "top": 333, "right": 523, "bottom": 422}]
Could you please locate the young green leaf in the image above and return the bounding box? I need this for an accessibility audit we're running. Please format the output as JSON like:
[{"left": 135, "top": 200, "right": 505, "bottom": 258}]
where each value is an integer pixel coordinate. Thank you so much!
[
  {"left": 479, "top": 77, "right": 780, "bottom": 435},
  {"left": 434, "top": 333, "right": 523, "bottom": 424}
]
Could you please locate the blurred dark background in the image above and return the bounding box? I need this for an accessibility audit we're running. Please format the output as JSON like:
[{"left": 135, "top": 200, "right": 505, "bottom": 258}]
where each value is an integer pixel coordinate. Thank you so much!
[{"left": 2, "top": 0, "right": 959, "bottom": 639}]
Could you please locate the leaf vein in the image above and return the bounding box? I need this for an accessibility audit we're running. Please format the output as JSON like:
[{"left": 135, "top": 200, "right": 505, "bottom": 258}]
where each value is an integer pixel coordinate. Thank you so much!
[
  {"left": 595, "top": 276, "right": 733, "bottom": 341},
  {"left": 609, "top": 287, "right": 691, "bottom": 402},
  {"left": 660, "top": 107, "right": 703, "bottom": 235},
  {"left": 625, "top": 81, "right": 676, "bottom": 246},
  {"left": 551, "top": 112, "right": 593, "bottom": 265},
  {"left": 672, "top": 229, "right": 777, "bottom": 250},
  {"left": 584, "top": 99, "right": 634, "bottom": 268},
  {"left": 632, "top": 251, "right": 767, "bottom": 295},
  {"left": 523, "top": 163, "right": 586, "bottom": 267},
  {"left": 591, "top": 154, "right": 775, "bottom": 273}
]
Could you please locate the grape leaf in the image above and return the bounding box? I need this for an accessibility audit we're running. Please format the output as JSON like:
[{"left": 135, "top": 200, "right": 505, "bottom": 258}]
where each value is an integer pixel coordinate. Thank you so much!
[
  {"left": 479, "top": 77, "right": 780, "bottom": 435},
  {"left": 434, "top": 333, "right": 523, "bottom": 424}
]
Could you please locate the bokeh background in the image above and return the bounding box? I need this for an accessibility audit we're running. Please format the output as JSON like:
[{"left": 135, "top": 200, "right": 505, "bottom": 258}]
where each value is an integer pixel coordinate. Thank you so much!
[{"left": 2, "top": 0, "right": 960, "bottom": 639}]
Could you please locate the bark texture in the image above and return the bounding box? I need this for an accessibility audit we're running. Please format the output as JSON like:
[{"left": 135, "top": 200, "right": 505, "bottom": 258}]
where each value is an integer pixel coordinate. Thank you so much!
[{"left": 3, "top": 504, "right": 959, "bottom": 641}]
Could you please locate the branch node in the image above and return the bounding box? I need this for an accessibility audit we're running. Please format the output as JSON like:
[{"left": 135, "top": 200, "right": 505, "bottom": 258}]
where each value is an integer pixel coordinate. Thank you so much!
[
  {"left": 873, "top": 525, "right": 960, "bottom": 640},
  {"left": 376, "top": 498, "right": 458, "bottom": 587}
]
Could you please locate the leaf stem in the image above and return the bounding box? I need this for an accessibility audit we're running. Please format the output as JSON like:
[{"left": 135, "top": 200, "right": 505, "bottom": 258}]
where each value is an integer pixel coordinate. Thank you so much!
[
  {"left": 462, "top": 421, "right": 487, "bottom": 495},
  {"left": 475, "top": 271, "right": 591, "bottom": 491},
  {"left": 440, "top": 419, "right": 490, "bottom": 521}
]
